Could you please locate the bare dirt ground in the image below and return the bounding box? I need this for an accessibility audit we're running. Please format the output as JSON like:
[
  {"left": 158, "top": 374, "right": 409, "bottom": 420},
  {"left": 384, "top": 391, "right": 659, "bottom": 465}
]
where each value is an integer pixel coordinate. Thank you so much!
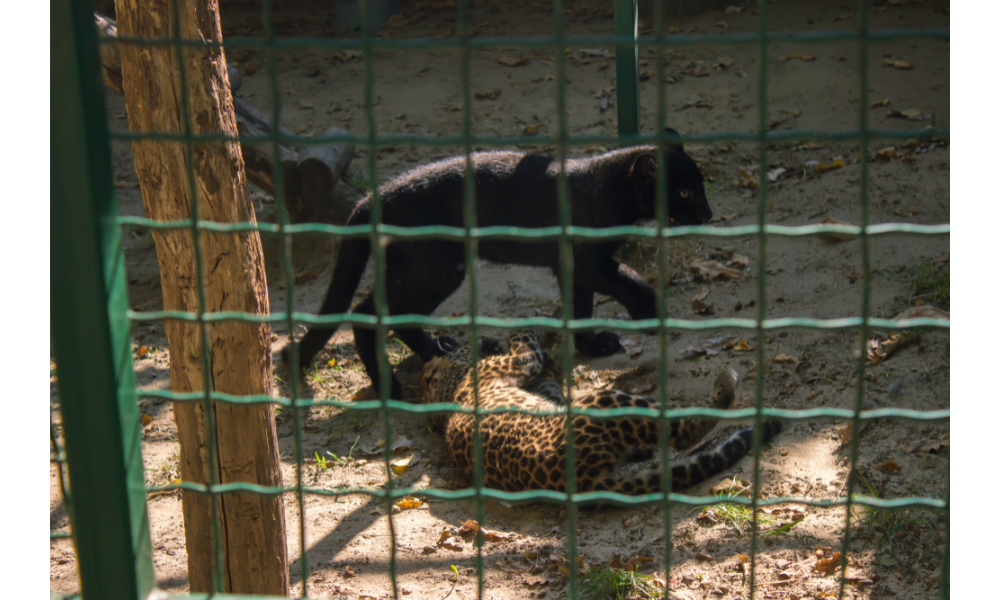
[{"left": 51, "top": 2, "right": 949, "bottom": 599}]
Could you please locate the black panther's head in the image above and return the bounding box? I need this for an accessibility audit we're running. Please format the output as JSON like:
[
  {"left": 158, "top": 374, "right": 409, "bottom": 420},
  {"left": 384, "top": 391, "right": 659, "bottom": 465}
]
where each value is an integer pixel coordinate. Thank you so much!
[{"left": 629, "top": 128, "right": 713, "bottom": 226}]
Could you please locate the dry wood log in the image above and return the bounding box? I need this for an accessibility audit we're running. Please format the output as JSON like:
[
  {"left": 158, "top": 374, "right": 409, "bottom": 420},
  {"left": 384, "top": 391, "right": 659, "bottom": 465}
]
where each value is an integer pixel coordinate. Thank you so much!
[
  {"left": 95, "top": 10, "right": 361, "bottom": 224},
  {"left": 296, "top": 126, "right": 357, "bottom": 223}
]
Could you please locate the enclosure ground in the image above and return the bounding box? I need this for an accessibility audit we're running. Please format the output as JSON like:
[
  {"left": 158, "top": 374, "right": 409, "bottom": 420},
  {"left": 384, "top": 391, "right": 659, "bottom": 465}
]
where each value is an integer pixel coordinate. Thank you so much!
[{"left": 51, "top": 2, "right": 949, "bottom": 599}]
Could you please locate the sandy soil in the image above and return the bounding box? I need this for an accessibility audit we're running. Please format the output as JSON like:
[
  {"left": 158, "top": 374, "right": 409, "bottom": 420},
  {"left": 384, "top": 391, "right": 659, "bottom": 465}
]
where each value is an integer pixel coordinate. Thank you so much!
[{"left": 51, "top": 2, "right": 949, "bottom": 599}]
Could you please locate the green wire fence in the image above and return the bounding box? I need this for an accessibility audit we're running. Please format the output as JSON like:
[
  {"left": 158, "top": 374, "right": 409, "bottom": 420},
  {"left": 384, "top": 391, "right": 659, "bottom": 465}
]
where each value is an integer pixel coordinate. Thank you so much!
[{"left": 50, "top": 0, "right": 949, "bottom": 599}]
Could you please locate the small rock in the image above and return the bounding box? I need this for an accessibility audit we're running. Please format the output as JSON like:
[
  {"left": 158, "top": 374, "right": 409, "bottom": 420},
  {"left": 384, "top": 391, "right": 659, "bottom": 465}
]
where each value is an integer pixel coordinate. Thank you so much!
[
  {"left": 696, "top": 552, "right": 714, "bottom": 562},
  {"left": 422, "top": 546, "right": 437, "bottom": 554}
]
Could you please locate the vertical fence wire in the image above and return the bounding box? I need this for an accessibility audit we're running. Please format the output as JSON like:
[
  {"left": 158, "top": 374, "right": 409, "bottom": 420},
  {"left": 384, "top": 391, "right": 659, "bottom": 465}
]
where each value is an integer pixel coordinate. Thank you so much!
[
  {"left": 455, "top": 1, "right": 489, "bottom": 598},
  {"left": 748, "top": 0, "right": 773, "bottom": 596},
  {"left": 650, "top": 0, "right": 675, "bottom": 588},
  {"left": 258, "top": 0, "right": 312, "bottom": 593},
  {"left": 835, "top": 2, "right": 874, "bottom": 599}
]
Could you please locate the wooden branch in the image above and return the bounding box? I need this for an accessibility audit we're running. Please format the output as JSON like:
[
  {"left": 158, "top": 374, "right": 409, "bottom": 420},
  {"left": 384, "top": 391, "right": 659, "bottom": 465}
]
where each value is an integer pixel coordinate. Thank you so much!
[{"left": 96, "top": 10, "right": 361, "bottom": 225}]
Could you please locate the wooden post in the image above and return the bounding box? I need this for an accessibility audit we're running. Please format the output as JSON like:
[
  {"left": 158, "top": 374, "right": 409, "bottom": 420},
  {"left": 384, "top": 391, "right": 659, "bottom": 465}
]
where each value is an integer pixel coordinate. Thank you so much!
[{"left": 114, "top": 0, "right": 289, "bottom": 594}]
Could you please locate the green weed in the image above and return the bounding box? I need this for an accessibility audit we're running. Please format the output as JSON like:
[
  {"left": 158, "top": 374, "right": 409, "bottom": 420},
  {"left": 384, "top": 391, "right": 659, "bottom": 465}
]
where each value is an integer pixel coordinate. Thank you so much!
[
  {"left": 907, "top": 262, "right": 949, "bottom": 309},
  {"left": 572, "top": 566, "right": 665, "bottom": 600}
]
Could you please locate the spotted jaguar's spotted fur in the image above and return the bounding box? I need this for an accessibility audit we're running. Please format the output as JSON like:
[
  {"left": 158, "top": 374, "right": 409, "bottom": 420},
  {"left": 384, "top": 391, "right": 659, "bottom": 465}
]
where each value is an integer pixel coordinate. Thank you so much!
[{"left": 417, "top": 331, "right": 782, "bottom": 494}]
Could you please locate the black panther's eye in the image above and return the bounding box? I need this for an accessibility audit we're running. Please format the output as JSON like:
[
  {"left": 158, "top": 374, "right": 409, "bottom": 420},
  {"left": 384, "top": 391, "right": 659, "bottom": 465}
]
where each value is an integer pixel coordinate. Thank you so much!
[{"left": 679, "top": 189, "right": 690, "bottom": 198}]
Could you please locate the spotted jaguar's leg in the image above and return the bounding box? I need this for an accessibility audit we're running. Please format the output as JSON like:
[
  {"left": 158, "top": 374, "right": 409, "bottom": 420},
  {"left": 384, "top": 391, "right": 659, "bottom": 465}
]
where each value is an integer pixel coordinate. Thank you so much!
[
  {"left": 499, "top": 330, "right": 545, "bottom": 382},
  {"left": 671, "top": 368, "right": 739, "bottom": 451},
  {"left": 523, "top": 353, "right": 566, "bottom": 404}
]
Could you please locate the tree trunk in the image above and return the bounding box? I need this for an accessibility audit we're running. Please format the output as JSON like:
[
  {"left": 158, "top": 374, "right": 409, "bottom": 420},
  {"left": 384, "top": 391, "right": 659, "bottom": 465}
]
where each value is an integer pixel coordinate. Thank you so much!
[{"left": 114, "top": 0, "right": 289, "bottom": 595}]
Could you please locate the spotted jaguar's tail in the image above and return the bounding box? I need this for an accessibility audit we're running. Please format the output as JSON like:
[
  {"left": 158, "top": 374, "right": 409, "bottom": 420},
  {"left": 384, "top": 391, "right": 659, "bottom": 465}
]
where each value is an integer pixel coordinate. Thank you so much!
[{"left": 606, "top": 419, "right": 783, "bottom": 496}]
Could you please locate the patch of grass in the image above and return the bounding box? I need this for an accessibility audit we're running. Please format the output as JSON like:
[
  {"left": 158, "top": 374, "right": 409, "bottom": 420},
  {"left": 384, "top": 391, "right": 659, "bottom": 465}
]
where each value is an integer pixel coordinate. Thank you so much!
[
  {"left": 851, "top": 474, "right": 945, "bottom": 569},
  {"left": 572, "top": 567, "right": 665, "bottom": 600},
  {"left": 694, "top": 494, "right": 777, "bottom": 537},
  {"left": 907, "top": 262, "right": 949, "bottom": 309},
  {"left": 349, "top": 173, "right": 371, "bottom": 193}
]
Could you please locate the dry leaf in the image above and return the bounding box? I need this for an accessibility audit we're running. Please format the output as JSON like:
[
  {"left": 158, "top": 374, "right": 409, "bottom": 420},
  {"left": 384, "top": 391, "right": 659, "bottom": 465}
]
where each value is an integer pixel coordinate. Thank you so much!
[
  {"left": 772, "top": 353, "right": 798, "bottom": 364},
  {"left": 680, "top": 335, "right": 742, "bottom": 359},
  {"left": 874, "top": 146, "right": 897, "bottom": 162},
  {"left": 458, "top": 519, "right": 517, "bottom": 541},
  {"left": 620, "top": 336, "right": 643, "bottom": 358},
  {"left": 437, "top": 530, "right": 463, "bottom": 551},
  {"left": 780, "top": 53, "right": 817, "bottom": 62},
  {"left": 811, "top": 158, "right": 846, "bottom": 174},
  {"left": 887, "top": 108, "right": 930, "bottom": 120},
  {"left": 871, "top": 98, "right": 890, "bottom": 108},
  {"left": 814, "top": 552, "right": 844, "bottom": 574},
  {"left": 692, "top": 298, "right": 714, "bottom": 315},
  {"left": 738, "top": 165, "right": 759, "bottom": 188},
  {"left": 395, "top": 496, "right": 423, "bottom": 510},
  {"left": 141, "top": 413, "right": 153, "bottom": 426},
  {"left": 727, "top": 253, "right": 750, "bottom": 269},
  {"left": 733, "top": 339, "right": 755, "bottom": 352},
  {"left": 495, "top": 560, "right": 528, "bottom": 574},
  {"left": 709, "top": 478, "right": 752, "bottom": 497},
  {"left": 137, "top": 346, "right": 149, "bottom": 358},
  {"left": 691, "top": 65, "right": 712, "bottom": 77},
  {"left": 390, "top": 455, "right": 419, "bottom": 474},
  {"left": 884, "top": 59, "right": 913, "bottom": 69},
  {"left": 817, "top": 217, "right": 857, "bottom": 242},
  {"left": 360, "top": 439, "right": 386, "bottom": 456},
  {"left": 522, "top": 123, "right": 540, "bottom": 135},
  {"left": 837, "top": 423, "right": 853, "bottom": 446},
  {"left": 497, "top": 56, "right": 531, "bottom": 67},
  {"left": 894, "top": 306, "right": 949, "bottom": 321},
  {"left": 875, "top": 461, "right": 901, "bottom": 475},
  {"left": 474, "top": 89, "right": 501, "bottom": 100},
  {"left": 391, "top": 436, "right": 414, "bottom": 452},
  {"left": 692, "top": 288, "right": 710, "bottom": 302},
  {"left": 386, "top": 14, "right": 408, "bottom": 30},
  {"left": 523, "top": 574, "right": 549, "bottom": 587},
  {"left": 689, "top": 259, "right": 743, "bottom": 281}
]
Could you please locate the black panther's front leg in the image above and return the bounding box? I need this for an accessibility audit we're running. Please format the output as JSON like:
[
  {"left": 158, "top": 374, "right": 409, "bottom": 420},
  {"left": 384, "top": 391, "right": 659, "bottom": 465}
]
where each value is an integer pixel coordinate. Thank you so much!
[
  {"left": 593, "top": 262, "right": 657, "bottom": 322},
  {"left": 571, "top": 283, "right": 623, "bottom": 356},
  {"left": 571, "top": 259, "right": 658, "bottom": 356}
]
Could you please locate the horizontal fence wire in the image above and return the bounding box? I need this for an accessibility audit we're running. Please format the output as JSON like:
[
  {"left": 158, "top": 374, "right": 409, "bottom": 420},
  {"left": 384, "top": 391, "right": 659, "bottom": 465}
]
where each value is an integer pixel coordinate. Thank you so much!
[
  {"left": 89, "top": 1, "right": 951, "bottom": 598},
  {"left": 106, "top": 128, "right": 949, "bottom": 146},
  {"left": 107, "top": 27, "right": 950, "bottom": 51}
]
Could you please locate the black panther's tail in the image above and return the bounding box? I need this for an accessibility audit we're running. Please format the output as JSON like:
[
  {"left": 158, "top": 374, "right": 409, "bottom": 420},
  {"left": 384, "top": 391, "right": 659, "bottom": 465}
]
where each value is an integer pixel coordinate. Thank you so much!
[{"left": 285, "top": 236, "right": 371, "bottom": 368}]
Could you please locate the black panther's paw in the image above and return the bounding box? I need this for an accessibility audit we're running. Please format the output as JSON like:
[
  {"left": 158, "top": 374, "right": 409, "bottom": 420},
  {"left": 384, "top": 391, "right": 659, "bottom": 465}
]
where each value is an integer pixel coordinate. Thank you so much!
[{"left": 575, "top": 331, "right": 622, "bottom": 357}]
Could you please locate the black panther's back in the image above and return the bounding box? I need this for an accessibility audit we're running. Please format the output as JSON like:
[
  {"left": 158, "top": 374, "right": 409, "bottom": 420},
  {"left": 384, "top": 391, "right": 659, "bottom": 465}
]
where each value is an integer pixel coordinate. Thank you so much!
[{"left": 353, "top": 151, "right": 561, "bottom": 231}]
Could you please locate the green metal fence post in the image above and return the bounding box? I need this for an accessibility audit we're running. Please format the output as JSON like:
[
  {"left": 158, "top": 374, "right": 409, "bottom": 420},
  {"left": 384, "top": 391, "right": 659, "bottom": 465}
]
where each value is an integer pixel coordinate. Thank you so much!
[
  {"left": 51, "top": 1, "right": 155, "bottom": 598},
  {"left": 614, "top": 0, "right": 640, "bottom": 136}
]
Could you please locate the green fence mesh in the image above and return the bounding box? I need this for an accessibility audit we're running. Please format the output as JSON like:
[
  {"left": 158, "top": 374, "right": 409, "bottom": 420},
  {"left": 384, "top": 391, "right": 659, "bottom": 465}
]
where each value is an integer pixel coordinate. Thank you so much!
[{"left": 51, "top": 0, "right": 949, "bottom": 599}]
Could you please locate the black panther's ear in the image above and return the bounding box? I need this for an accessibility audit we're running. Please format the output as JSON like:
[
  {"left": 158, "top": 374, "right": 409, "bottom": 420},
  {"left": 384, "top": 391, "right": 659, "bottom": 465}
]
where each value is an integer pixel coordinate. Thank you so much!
[
  {"left": 630, "top": 153, "right": 657, "bottom": 180},
  {"left": 663, "top": 128, "right": 683, "bottom": 149}
]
